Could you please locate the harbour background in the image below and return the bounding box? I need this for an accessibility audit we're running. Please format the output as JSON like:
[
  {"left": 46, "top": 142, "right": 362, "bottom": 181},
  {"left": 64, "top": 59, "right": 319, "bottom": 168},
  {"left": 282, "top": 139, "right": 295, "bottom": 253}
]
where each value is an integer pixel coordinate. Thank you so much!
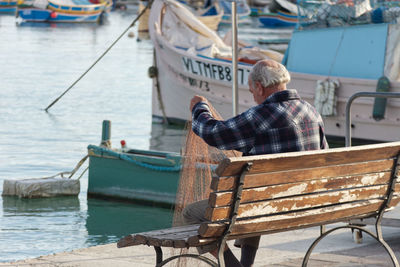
[{"left": 0, "top": 7, "right": 294, "bottom": 262}]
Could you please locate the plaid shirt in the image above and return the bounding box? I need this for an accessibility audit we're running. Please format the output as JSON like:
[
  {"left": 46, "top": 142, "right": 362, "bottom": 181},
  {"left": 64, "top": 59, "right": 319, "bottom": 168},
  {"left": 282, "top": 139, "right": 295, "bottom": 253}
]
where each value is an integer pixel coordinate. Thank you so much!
[{"left": 192, "top": 89, "right": 328, "bottom": 156}]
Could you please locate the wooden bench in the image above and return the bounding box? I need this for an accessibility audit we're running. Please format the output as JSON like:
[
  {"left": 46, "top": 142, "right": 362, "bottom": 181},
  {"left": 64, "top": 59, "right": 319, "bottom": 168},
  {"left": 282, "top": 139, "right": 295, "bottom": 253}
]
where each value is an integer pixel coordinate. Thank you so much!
[{"left": 117, "top": 141, "right": 400, "bottom": 267}]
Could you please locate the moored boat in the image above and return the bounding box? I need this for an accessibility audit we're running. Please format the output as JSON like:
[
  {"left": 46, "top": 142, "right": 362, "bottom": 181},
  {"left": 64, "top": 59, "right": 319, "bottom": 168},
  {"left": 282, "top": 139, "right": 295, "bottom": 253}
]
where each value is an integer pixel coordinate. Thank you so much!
[
  {"left": 258, "top": 10, "right": 298, "bottom": 27},
  {"left": 47, "top": 0, "right": 106, "bottom": 14},
  {"left": 87, "top": 122, "right": 182, "bottom": 206},
  {"left": 0, "top": 0, "right": 17, "bottom": 13},
  {"left": 193, "top": 0, "right": 223, "bottom": 31},
  {"left": 87, "top": 144, "right": 182, "bottom": 206},
  {"left": 283, "top": 0, "right": 400, "bottom": 142},
  {"left": 17, "top": 0, "right": 107, "bottom": 22},
  {"left": 219, "top": 0, "right": 251, "bottom": 24},
  {"left": 149, "top": 0, "right": 400, "bottom": 143},
  {"left": 149, "top": 0, "right": 283, "bottom": 124}
]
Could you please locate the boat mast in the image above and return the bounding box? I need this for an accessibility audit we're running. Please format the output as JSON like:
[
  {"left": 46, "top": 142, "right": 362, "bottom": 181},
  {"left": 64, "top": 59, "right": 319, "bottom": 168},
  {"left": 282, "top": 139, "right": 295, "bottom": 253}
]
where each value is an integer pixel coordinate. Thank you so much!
[{"left": 231, "top": 0, "right": 238, "bottom": 116}]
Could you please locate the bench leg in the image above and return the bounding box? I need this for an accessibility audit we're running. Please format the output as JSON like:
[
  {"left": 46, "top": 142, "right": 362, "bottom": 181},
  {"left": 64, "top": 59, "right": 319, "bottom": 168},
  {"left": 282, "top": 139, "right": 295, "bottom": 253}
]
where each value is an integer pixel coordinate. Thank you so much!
[
  {"left": 301, "top": 225, "right": 399, "bottom": 267},
  {"left": 217, "top": 239, "right": 226, "bottom": 267},
  {"left": 154, "top": 246, "right": 162, "bottom": 265},
  {"left": 153, "top": 248, "right": 217, "bottom": 267}
]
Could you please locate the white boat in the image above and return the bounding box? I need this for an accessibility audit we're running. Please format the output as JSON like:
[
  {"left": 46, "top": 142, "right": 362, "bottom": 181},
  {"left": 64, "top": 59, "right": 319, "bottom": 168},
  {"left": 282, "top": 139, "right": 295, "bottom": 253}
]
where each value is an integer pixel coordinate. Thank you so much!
[
  {"left": 149, "top": 0, "right": 282, "bottom": 123},
  {"left": 139, "top": 0, "right": 222, "bottom": 40},
  {"left": 149, "top": 0, "right": 400, "bottom": 143}
]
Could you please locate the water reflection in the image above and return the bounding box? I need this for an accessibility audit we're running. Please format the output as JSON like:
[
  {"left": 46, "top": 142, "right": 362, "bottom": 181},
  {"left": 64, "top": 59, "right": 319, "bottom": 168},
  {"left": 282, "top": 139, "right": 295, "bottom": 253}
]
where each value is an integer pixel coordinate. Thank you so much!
[
  {"left": 2, "top": 196, "right": 80, "bottom": 213},
  {"left": 149, "top": 122, "right": 187, "bottom": 153},
  {"left": 85, "top": 198, "right": 174, "bottom": 245},
  {"left": 1, "top": 196, "right": 86, "bottom": 262}
]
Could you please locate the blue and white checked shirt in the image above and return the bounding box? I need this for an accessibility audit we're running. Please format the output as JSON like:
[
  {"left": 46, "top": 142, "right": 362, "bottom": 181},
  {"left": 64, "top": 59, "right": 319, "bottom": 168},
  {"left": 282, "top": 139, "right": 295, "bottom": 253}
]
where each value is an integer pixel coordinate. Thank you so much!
[{"left": 192, "top": 89, "right": 328, "bottom": 156}]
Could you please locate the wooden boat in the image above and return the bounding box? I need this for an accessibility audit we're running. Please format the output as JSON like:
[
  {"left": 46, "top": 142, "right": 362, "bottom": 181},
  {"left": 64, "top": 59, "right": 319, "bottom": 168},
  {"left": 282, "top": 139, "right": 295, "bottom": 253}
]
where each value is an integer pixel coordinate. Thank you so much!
[
  {"left": 149, "top": 0, "right": 400, "bottom": 143},
  {"left": 149, "top": 0, "right": 282, "bottom": 124},
  {"left": 219, "top": 0, "right": 251, "bottom": 24},
  {"left": 47, "top": 0, "right": 106, "bottom": 14},
  {"left": 87, "top": 121, "right": 182, "bottom": 206},
  {"left": 17, "top": 8, "right": 105, "bottom": 21},
  {"left": 138, "top": 0, "right": 150, "bottom": 40},
  {"left": 193, "top": 1, "right": 223, "bottom": 31},
  {"left": 17, "top": 0, "right": 107, "bottom": 22},
  {"left": 258, "top": 10, "right": 298, "bottom": 27},
  {"left": 0, "top": 0, "right": 17, "bottom": 13},
  {"left": 87, "top": 144, "right": 181, "bottom": 206},
  {"left": 138, "top": 0, "right": 222, "bottom": 41}
]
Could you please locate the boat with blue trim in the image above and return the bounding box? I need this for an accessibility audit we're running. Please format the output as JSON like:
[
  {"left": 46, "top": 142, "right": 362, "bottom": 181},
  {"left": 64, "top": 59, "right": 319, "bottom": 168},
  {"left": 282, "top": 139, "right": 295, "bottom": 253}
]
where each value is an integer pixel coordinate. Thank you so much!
[
  {"left": 219, "top": 0, "right": 251, "bottom": 24},
  {"left": 258, "top": 10, "right": 298, "bottom": 27},
  {"left": 0, "top": 0, "right": 17, "bottom": 13},
  {"left": 87, "top": 121, "right": 182, "bottom": 206},
  {"left": 17, "top": 0, "right": 108, "bottom": 22},
  {"left": 88, "top": 145, "right": 182, "bottom": 206},
  {"left": 283, "top": 0, "right": 400, "bottom": 142},
  {"left": 47, "top": 0, "right": 106, "bottom": 14}
]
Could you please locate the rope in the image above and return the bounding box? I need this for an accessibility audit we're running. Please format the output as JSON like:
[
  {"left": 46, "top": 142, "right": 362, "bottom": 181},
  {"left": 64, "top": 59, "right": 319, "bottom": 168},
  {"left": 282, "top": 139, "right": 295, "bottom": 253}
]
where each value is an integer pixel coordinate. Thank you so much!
[
  {"left": 44, "top": 0, "right": 155, "bottom": 112},
  {"left": 327, "top": 27, "right": 346, "bottom": 78},
  {"left": 18, "top": 154, "right": 89, "bottom": 180},
  {"left": 68, "top": 154, "right": 89, "bottom": 179},
  {"left": 88, "top": 145, "right": 182, "bottom": 172},
  {"left": 153, "top": 49, "right": 170, "bottom": 124}
]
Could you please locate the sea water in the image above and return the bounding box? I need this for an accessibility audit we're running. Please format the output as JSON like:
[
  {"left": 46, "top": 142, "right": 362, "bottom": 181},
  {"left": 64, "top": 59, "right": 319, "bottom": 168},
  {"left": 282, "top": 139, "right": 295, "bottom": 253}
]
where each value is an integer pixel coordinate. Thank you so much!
[
  {"left": 0, "top": 7, "right": 293, "bottom": 262},
  {"left": 0, "top": 7, "right": 185, "bottom": 262}
]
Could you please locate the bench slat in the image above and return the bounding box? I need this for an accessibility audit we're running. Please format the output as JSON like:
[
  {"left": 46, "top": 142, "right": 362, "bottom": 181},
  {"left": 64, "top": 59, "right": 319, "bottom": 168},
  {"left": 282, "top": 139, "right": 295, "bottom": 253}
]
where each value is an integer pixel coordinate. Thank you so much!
[
  {"left": 199, "top": 197, "right": 400, "bottom": 237},
  {"left": 211, "top": 159, "right": 395, "bottom": 191},
  {"left": 210, "top": 171, "right": 393, "bottom": 207},
  {"left": 117, "top": 225, "right": 200, "bottom": 248},
  {"left": 206, "top": 185, "right": 400, "bottom": 221},
  {"left": 216, "top": 142, "right": 400, "bottom": 177}
]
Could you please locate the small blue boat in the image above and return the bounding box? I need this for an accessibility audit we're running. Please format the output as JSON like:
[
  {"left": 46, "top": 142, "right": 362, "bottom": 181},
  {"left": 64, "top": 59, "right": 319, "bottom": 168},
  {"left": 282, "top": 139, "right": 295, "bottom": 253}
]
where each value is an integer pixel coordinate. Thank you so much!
[
  {"left": 0, "top": 0, "right": 17, "bottom": 13},
  {"left": 47, "top": 0, "right": 106, "bottom": 14},
  {"left": 17, "top": 7, "right": 103, "bottom": 22},
  {"left": 258, "top": 10, "right": 298, "bottom": 27},
  {"left": 17, "top": 0, "right": 107, "bottom": 22}
]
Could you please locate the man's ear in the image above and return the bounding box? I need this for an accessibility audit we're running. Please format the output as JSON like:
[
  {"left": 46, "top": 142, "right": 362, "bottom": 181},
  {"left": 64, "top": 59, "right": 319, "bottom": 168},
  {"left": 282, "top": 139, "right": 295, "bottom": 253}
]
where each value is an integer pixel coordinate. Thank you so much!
[{"left": 255, "top": 81, "right": 265, "bottom": 96}]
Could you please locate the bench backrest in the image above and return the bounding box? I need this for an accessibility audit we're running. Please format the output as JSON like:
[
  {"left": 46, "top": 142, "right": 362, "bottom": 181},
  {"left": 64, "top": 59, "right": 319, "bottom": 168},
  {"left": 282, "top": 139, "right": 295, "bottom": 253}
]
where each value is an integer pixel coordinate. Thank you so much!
[{"left": 198, "top": 142, "right": 400, "bottom": 239}]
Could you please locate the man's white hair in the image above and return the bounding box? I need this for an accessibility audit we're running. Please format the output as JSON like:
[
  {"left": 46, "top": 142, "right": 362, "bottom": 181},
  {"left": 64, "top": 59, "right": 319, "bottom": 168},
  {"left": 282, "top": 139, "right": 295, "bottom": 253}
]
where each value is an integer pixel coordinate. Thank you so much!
[{"left": 249, "top": 60, "right": 291, "bottom": 88}]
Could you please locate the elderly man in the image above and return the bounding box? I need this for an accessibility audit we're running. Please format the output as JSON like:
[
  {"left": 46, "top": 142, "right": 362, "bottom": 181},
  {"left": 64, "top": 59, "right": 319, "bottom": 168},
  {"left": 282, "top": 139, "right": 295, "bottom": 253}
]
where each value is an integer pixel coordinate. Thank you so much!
[{"left": 184, "top": 59, "right": 328, "bottom": 267}]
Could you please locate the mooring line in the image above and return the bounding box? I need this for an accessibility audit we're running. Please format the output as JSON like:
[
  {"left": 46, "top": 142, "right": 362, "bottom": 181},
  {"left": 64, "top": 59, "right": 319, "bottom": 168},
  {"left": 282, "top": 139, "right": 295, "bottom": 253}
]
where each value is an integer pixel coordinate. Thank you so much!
[{"left": 44, "top": 0, "right": 154, "bottom": 112}]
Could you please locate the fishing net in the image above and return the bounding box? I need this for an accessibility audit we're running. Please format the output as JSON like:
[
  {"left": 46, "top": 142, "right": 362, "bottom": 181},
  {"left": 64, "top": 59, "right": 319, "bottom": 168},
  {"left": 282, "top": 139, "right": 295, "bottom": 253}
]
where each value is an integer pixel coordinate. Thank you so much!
[
  {"left": 297, "top": 0, "right": 400, "bottom": 30},
  {"left": 171, "top": 103, "right": 242, "bottom": 266}
]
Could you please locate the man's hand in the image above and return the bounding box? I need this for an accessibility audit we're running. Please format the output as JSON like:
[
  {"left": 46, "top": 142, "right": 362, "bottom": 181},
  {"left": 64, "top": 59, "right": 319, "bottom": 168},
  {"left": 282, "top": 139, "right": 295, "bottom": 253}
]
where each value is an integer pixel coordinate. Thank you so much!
[{"left": 190, "top": 95, "right": 208, "bottom": 111}]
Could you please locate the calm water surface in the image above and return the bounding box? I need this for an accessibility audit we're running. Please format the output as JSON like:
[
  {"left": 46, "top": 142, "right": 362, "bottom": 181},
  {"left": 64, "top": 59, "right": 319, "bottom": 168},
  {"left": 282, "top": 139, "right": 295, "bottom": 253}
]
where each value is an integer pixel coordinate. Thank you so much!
[
  {"left": 0, "top": 8, "right": 294, "bottom": 262},
  {"left": 0, "top": 7, "right": 187, "bottom": 262}
]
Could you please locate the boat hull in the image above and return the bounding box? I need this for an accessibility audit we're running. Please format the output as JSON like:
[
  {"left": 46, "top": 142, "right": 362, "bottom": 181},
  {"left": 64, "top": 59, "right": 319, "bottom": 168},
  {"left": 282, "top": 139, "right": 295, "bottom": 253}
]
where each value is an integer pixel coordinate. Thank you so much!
[
  {"left": 47, "top": 0, "right": 106, "bottom": 14},
  {"left": 87, "top": 145, "right": 181, "bottom": 206},
  {"left": 151, "top": 34, "right": 254, "bottom": 122},
  {"left": 150, "top": 0, "right": 400, "bottom": 142},
  {"left": 289, "top": 72, "right": 400, "bottom": 142},
  {"left": 152, "top": 43, "right": 400, "bottom": 141},
  {"left": 0, "top": 0, "right": 16, "bottom": 13},
  {"left": 258, "top": 11, "right": 298, "bottom": 27},
  {"left": 17, "top": 8, "right": 102, "bottom": 22}
]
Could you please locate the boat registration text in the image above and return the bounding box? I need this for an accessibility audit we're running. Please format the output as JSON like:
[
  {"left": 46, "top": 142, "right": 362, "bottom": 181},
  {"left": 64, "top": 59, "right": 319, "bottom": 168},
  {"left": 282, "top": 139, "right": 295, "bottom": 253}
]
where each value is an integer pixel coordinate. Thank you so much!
[{"left": 182, "top": 57, "right": 250, "bottom": 85}]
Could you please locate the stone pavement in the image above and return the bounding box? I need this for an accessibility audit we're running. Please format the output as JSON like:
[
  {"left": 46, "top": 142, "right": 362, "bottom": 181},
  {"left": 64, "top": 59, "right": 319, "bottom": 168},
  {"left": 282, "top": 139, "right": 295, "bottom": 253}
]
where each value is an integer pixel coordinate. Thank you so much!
[{"left": 1, "top": 220, "right": 399, "bottom": 267}]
